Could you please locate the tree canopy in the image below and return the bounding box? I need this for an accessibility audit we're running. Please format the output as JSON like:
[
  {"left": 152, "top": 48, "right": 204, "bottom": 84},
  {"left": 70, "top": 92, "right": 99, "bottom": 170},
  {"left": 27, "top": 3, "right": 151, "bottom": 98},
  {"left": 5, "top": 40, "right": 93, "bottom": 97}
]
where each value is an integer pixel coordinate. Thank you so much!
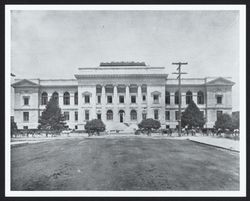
[
  {"left": 38, "top": 97, "right": 66, "bottom": 131},
  {"left": 181, "top": 100, "right": 205, "bottom": 128}
]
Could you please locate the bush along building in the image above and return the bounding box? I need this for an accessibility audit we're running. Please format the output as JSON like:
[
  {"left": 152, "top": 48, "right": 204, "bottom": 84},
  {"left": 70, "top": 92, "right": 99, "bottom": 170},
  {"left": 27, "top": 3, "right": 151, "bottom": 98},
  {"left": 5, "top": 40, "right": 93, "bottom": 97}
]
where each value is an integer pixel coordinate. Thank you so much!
[{"left": 11, "top": 62, "right": 235, "bottom": 131}]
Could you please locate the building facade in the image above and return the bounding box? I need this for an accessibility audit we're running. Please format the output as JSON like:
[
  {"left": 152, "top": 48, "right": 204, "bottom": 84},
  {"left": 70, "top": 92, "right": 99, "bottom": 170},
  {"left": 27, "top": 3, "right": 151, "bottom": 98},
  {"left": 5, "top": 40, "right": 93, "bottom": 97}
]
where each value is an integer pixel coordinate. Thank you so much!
[{"left": 11, "top": 62, "right": 235, "bottom": 130}]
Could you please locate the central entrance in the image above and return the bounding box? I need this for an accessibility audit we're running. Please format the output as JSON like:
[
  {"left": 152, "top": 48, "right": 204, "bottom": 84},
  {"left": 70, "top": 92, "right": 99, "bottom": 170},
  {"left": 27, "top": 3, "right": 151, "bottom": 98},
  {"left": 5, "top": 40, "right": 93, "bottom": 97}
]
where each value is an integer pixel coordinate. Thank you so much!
[{"left": 119, "top": 110, "right": 125, "bottom": 123}]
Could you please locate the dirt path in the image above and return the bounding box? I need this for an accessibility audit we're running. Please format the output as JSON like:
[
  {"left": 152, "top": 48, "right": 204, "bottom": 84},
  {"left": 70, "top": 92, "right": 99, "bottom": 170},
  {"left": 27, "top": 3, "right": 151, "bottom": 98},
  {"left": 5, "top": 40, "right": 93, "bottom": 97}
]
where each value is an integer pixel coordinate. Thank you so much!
[{"left": 11, "top": 137, "right": 239, "bottom": 190}]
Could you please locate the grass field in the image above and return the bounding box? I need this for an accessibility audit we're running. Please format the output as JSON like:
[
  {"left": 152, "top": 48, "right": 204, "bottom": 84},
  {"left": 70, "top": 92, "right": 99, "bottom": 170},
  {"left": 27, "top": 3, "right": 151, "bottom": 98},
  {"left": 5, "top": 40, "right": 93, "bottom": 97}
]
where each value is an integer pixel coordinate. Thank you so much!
[{"left": 11, "top": 137, "right": 239, "bottom": 190}]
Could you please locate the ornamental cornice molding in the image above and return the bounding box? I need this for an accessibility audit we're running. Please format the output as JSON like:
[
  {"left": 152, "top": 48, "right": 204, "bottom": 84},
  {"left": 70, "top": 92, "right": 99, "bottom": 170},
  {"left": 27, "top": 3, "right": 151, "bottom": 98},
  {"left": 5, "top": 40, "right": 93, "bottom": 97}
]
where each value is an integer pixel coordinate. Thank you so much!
[{"left": 75, "top": 74, "right": 167, "bottom": 79}]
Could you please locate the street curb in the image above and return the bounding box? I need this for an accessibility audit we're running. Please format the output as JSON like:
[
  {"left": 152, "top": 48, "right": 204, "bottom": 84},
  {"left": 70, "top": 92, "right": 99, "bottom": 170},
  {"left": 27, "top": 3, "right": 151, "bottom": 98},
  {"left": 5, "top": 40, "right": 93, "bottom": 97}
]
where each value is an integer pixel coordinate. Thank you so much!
[{"left": 187, "top": 139, "right": 239, "bottom": 153}]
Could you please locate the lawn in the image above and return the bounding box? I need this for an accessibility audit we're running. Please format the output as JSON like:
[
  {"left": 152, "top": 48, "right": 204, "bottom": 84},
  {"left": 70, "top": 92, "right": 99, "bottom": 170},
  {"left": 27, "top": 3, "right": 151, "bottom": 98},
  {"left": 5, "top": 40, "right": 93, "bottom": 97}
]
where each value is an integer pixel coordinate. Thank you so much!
[{"left": 11, "top": 137, "right": 239, "bottom": 190}]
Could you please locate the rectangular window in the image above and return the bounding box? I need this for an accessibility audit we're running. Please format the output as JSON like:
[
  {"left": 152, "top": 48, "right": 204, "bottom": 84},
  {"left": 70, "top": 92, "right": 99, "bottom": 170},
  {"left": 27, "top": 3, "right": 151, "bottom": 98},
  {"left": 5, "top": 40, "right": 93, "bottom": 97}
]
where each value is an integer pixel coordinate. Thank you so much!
[
  {"left": 153, "top": 95, "right": 159, "bottom": 104},
  {"left": 217, "top": 96, "right": 222, "bottom": 104},
  {"left": 64, "top": 112, "right": 69, "bottom": 121},
  {"left": 165, "top": 111, "right": 170, "bottom": 120},
  {"left": 142, "top": 113, "right": 147, "bottom": 120},
  {"left": 97, "top": 113, "right": 101, "bottom": 120},
  {"left": 24, "top": 97, "right": 29, "bottom": 105},
  {"left": 131, "top": 96, "right": 136, "bottom": 103},
  {"left": 119, "top": 96, "right": 124, "bottom": 103},
  {"left": 75, "top": 111, "right": 78, "bottom": 121},
  {"left": 97, "top": 95, "right": 101, "bottom": 104},
  {"left": 23, "top": 112, "right": 29, "bottom": 122},
  {"left": 217, "top": 111, "right": 223, "bottom": 120},
  {"left": 85, "top": 110, "right": 89, "bottom": 121},
  {"left": 175, "top": 111, "right": 179, "bottom": 121},
  {"left": 154, "top": 110, "right": 159, "bottom": 120},
  {"left": 142, "top": 95, "right": 146, "bottom": 102},
  {"left": 165, "top": 93, "right": 170, "bottom": 104},
  {"left": 107, "top": 96, "right": 112, "bottom": 104},
  {"left": 166, "top": 125, "right": 170, "bottom": 129},
  {"left": 23, "top": 126, "right": 28, "bottom": 129},
  {"left": 85, "top": 95, "right": 90, "bottom": 103},
  {"left": 75, "top": 125, "right": 78, "bottom": 130}
]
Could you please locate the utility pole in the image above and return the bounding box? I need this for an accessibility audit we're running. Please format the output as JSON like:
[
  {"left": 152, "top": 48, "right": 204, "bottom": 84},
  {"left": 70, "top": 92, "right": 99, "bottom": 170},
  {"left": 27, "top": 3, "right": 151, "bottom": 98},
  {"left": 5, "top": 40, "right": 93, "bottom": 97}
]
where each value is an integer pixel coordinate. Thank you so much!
[{"left": 172, "top": 62, "right": 188, "bottom": 137}]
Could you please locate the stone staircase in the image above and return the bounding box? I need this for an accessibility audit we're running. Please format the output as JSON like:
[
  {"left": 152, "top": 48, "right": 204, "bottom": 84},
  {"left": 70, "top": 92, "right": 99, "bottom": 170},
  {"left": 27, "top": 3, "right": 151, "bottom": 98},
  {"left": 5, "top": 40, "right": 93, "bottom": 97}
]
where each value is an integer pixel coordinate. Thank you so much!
[{"left": 105, "top": 122, "right": 138, "bottom": 134}]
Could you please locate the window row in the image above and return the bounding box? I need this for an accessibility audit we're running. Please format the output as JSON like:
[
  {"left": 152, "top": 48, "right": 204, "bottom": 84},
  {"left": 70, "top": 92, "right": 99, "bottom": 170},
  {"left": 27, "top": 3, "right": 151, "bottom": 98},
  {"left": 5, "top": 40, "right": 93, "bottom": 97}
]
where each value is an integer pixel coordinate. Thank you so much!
[
  {"left": 22, "top": 110, "right": 207, "bottom": 123},
  {"left": 92, "top": 94, "right": 148, "bottom": 104},
  {"left": 38, "top": 91, "right": 222, "bottom": 106},
  {"left": 41, "top": 92, "right": 78, "bottom": 105},
  {"left": 96, "top": 84, "right": 147, "bottom": 94},
  {"left": 165, "top": 91, "right": 205, "bottom": 105},
  {"left": 62, "top": 110, "right": 160, "bottom": 121},
  {"left": 165, "top": 110, "right": 204, "bottom": 121}
]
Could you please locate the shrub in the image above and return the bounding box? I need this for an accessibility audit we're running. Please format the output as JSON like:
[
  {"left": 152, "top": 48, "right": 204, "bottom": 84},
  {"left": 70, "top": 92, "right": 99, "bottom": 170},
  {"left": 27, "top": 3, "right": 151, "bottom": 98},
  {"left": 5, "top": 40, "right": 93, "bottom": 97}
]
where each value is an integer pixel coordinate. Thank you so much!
[
  {"left": 11, "top": 117, "right": 18, "bottom": 137},
  {"left": 84, "top": 119, "right": 106, "bottom": 136},
  {"left": 215, "top": 113, "right": 233, "bottom": 131},
  {"left": 138, "top": 118, "right": 161, "bottom": 135}
]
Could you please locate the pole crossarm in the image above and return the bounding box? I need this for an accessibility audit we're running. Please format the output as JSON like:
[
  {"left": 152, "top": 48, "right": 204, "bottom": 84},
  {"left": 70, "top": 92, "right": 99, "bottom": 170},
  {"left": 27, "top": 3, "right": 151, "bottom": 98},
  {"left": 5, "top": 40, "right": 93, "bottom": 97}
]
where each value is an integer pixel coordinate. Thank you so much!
[{"left": 171, "top": 62, "right": 188, "bottom": 137}]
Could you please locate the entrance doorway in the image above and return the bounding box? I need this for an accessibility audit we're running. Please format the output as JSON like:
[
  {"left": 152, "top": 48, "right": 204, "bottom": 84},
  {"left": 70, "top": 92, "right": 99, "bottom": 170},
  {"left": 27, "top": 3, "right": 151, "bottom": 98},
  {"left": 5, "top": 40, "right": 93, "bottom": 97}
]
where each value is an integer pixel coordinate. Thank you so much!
[{"left": 118, "top": 110, "right": 125, "bottom": 123}]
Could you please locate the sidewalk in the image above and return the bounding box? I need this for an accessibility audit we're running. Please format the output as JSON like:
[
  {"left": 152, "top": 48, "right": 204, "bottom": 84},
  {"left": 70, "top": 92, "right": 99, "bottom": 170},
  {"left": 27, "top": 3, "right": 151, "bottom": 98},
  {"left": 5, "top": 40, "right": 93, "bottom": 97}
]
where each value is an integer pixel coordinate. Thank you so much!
[
  {"left": 11, "top": 133, "right": 240, "bottom": 152},
  {"left": 186, "top": 136, "right": 239, "bottom": 152}
]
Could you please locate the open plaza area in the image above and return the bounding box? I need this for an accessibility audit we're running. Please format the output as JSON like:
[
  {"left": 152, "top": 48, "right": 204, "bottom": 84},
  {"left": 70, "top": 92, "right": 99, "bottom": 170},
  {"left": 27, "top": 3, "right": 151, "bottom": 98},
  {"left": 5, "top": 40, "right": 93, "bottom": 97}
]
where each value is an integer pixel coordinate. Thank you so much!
[{"left": 11, "top": 135, "right": 239, "bottom": 191}]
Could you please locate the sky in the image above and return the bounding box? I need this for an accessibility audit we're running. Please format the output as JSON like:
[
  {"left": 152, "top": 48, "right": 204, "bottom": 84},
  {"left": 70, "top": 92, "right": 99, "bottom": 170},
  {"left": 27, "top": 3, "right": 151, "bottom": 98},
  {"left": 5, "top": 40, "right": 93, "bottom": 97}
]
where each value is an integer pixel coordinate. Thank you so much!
[{"left": 11, "top": 10, "right": 240, "bottom": 111}]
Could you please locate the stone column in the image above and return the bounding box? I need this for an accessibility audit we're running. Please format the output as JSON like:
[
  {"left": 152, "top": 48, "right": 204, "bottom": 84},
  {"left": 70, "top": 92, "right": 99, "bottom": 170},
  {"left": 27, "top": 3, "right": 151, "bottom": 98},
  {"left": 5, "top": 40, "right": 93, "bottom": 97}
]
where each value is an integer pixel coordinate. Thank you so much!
[
  {"left": 125, "top": 85, "right": 130, "bottom": 123},
  {"left": 193, "top": 92, "right": 197, "bottom": 105},
  {"left": 70, "top": 92, "right": 74, "bottom": 106},
  {"left": 113, "top": 85, "right": 118, "bottom": 123},
  {"left": 170, "top": 92, "right": 175, "bottom": 106},
  {"left": 181, "top": 92, "right": 186, "bottom": 107},
  {"left": 92, "top": 86, "right": 96, "bottom": 120},
  {"left": 101, "top": 85, "right": 106, "bottom": 123},
  {"left": 59, "top": 93, "right": 63, "bottom": 107},
  {"left": 137, "top": 85, "right": 142, "bottom": 123}
]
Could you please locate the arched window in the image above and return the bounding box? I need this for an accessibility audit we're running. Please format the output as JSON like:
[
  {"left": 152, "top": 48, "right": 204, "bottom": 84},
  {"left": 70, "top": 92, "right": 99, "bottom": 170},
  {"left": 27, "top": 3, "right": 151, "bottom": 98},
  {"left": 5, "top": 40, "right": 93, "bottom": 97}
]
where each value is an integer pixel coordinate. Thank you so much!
[
  {"left": 63, "top": 92, "right": 70, "bottom": 105},
  {"left": 74, "top": 92, "right": 78, "bottom": 105},
  {"left": 165, "top": 91, "right": 170, "bottom": 105},
  {"left": 175, "top": 91, "right": 179, "bottom": 105},
  {"left": 197, "top": 91, "right": 204, "bottom": 104},
  {"left": 106, "top": 110, "right": 113, "bottom": 120},
  {"left": 186, "top": 91, "right": 193, "bottom": 104},
  {"left": 52, "top": 92, "right": 59, "bottom": 104},
  {"left": 130, "top": 110, "right": 137, "bottom": 121},
  {"left": 41, "top": 92, "right": 48, "bottom": 105}
]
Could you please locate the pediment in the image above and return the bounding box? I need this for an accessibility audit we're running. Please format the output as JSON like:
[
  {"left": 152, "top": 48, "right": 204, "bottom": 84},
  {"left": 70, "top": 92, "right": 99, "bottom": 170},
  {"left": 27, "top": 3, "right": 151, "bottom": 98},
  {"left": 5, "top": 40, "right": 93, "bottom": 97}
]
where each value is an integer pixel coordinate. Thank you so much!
[
  {"left": 11, "top": 79, "right": 39, "bottom": 88},
  {"left": 151, "top": 91, "right": 161, "bottom": 96},
  {"left": 206, "top": 77, "right": 235, "bottom": 86},
  {"left": 82, "top": 91, "right": 92, "bottom": 97}
]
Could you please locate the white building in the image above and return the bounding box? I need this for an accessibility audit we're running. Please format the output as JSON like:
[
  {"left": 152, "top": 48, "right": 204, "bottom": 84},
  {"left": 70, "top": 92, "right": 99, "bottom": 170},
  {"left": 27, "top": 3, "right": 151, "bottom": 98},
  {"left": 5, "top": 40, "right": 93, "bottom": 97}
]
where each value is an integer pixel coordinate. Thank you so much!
[{"left": 11, "top": 62, "right": 235, "bottom": 130}]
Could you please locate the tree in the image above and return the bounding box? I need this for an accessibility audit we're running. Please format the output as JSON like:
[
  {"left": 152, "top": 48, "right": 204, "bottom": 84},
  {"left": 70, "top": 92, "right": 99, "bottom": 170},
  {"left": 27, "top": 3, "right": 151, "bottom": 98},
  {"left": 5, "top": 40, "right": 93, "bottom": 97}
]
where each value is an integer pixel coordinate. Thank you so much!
[
  {"left": 84, "top": 119, "right": 106, "bottom": 136},
  {"left": 38, "top": 97, "right": 66, "bottom": 133},
  {"left": 138, "top": 118, "right": 161, "bottom": 135},
  {"left": 181, "top": 100, "right": 205, "bottom": 129},
  {"left": 215, "top": 113, "right": 233, "bottom": 131},
  {"left": 11, "top": 117, "right": 18, "bottom": 137}
]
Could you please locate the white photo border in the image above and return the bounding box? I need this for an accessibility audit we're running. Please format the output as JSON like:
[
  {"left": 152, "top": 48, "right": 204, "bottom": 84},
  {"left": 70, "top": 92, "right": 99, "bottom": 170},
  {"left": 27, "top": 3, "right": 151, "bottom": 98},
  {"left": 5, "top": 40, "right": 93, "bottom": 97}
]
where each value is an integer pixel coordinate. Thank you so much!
[{"left": 5, "top": 4, "right": 246, "bottom": 197}]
